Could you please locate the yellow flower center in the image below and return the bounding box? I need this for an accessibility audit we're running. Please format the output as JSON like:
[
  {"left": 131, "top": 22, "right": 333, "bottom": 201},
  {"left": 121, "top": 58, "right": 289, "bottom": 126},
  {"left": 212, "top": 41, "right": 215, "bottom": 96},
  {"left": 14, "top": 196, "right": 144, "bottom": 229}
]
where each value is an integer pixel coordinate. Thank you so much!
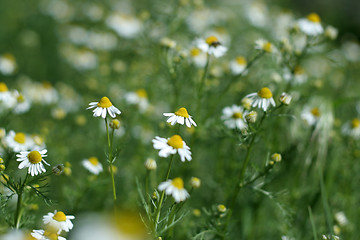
[
  {"left": 351, "top": 118, "right": 360, "bottom": 129},
  {"left": 167, "top": 135, "right": 184, "bottom": 149},
  {"left": 232, "top": 112, "right": 243, "bottom": 119},
  {"left": 307, "top": 13, "right": 321, "bottom": 23},
  {"left": 97, "top": 96, "right": 113, "bottom": 108},
  {"left": 17, "top": 94, "right": 25, "bottom": 103},
  {"left": 136, "top": 89, "right": 147, "bottom": 98},
  {"left": 310, "top": 107, "right": 320, "bottom": 117},
  {"left": 263, "top": 42, "right": 272, "bottom": 53},
  {"left": 190, "top": 48, "right": 201, "bottom": 57},
  {"left": 294, "top": 65, "right": 305, "bottom": 75},
  {"left": 175, "top": 107, "right": 189, "bottom": 118},
  {"left": 0, "top": 82, "right": 8, "bottom": 92},
  {"left": 14, "top": 132, "right": 26, "bottom": 144},
  {"left": 236, "top": 56, "right": 247, "bottom": 65},
  {"left": 42, "top": 81, "right": 52, "bottom": 89},
  {"left": 205, "top": 36, "right": 220, "bottom": 47},
  {"left": 53, "top": 211, "right": 67, "bottom": 221},
  {"left": 89, "top": 157, "right": 99, "bottom": 166},
  {"left": 257, "top": 87, "right": 273, "bottom": 99},
  {"left": 172, "top": 177, "right": 184, "bottom": 189},
  {"left": 43, "top": 231, "right": 59, "bottom": 240},
  {"left": 3, "top": 53, "right": 15, "bottom": 61},
  {"left": 27, "top": 151, "right": 42, "bottom": 164}
]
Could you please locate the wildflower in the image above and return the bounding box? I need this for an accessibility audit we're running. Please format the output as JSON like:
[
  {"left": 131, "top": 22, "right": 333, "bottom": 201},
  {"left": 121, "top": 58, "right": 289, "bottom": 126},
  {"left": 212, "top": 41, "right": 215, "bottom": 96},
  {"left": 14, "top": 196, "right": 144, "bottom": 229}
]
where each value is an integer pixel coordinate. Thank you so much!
[
  {"left": 293, "top": 65, "right": 307, "bottom": 84},
  {"left": 82, "top": 157, "right": 103, "bottom": 175},
  {"left": 297, "top": 13, "right": 323, "bottom": 36},
  {"left": 325, "top": 25, "right": 338, "bottom": 40},
  {"left": 43, "top": 210, "right": 75, "bottom": 234},
  {"left": 158, "top": 177, "right": 189, "bottom": 202},
  {"left": 301, "top": 107, "right": 320, "bottom": 126},
  {"left": 163, "top": 107, "right": 197, "bottom": 128},
  {"left": 124, "top": 89, "right": 149, "bottom": 112},
  {"left": 87, "top": 96, "right": 121, "bottom": 118},
  {"left": 160, "top": 37, "right": 176, "bottom": 49},
  {"left": 245, "top": 87, "right": 276, "bottom": 111},
  {"left": 245, "top": 111, "right": 257, "bottom": 123},
  {"left": 63, "top": 162, "right": 72, "bottom": 176},
  {"left": 0, "top": 53, "right": 16, "bottom": 75},
  {"left": 189, "top": 47, "right": 207, "bottom": 67},
  {"left": 144, "top": 158, "right": 157, "bottom": 170},
  {"left": 0, "top": 158, "right": 5, "bottom": 171},
  {"left": 271, "top": 153, "right": 282, "bottom": 163},
  {"left": 109, "top": 119, "right": 121, "bottom": 130},
  {"left": 335, "top": 211, "right": 348, "bottom": 227},
  {"left": 12, "top": 91, "right": 31, "bottom": 114},
  {"left": 106, "top": 13, "right": 143, "bottom": 39},
  {"left": 255, "top": 39, "right": 274, "bottom": 53},
  {"left": 193, "top": 209, "right": 201, "bottom": 217},
  {"left": 241, "top": 97, "right": 253, "bottom": 110},
  {"left": 152, "top": 135, "right": 192, "bottom": 162},
  {"left": 230, "top": 56, "right": 247, "bottom": 75},
  {"left": 221, "top": 105, "right": 247, "bottom": 130},
  {"left": 342, "top": 118, "right": 360, "bottom": 139},
  {"left": 31, "top": 229, "right": 66, "bottom": 240},
  {"left": 52, "top": 164, "right": 64, "bottom": 176},
  {"left": 279, "top": 92, "right": 292, "bottom": 105},
  {"left": 197, "top": 36, "right": 227, "bottom": 58},
  {"left": 4, "top": 130, "right": 35, "bottom": 152},
  {"left": 0, "top": 82, "right": 12, "bottom": 102},
  {"left": 16, "top": 149, "right": 50, "bottom": 176},
  {"left": 189, "top": 177, "right": 201, "bottom": 188},
  {"left": 217, "top": 204, "right": 227, "bottom": 213}
]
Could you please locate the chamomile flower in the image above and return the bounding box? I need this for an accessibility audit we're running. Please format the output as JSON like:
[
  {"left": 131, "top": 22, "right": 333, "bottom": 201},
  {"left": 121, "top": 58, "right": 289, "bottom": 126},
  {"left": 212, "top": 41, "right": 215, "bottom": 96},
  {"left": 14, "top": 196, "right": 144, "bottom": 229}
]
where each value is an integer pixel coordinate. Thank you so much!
[
  {"left": 297, "top": 13, "right": 323, "bottom": 36},
  {"left": 4, "top": 130, "right": 35, "bottom": 152},
  {"left": 12, "top": 90, "right": 31, "bottom": 114},
  {"left": 124, "top": 89, "right": 149, "bottom": 112},
  {"left": 158, "top": 177, "right": 189, "bottom": 203},
  {"left": 342, "top": 118, "right": 360, "bottom": 139},
  {"left": 16, "top": 149, "right": 49, "bottom": 176},
  {"left": 152, "top": 135, "right": 192, "bottom": 162},
  {"left": 0, "top": 53, "right": 16, "bottom": 75},
  {"left": 0, "top": 82, "right": 12, "bottom": 101},
  {"left": 87, "top": 96, "right": 121, "bottom": 118},
  {"left": 189, "top": 47, "right": 207, "bottom": 67},
  {"left": 163, "top": 107, "right": 197, "bottom": 128},
  {"left": 197, "top": 36, "right": 227, "bottom": 58},
  {"left": 230, "top": 56, "right": 248, "bottom": 75},
  {"left": 245, "top": 87, "right": 276, "bottom": 111},
  {"left": 82, "top": 157, "right": 103, "bottom": 175},
  {"left": 43, "top": 210, "right": 75, "bottom": 234},
  {"left": 31, "top": 229, "right": 66, "bottom": 240},
  {"left": 301, "top": 107, "right": 320, "bottom": 126},
  {"left": 325, "top": 25, "right": 338, "bottom": 40},
  {"left": 255, "top": 39, "right": 275, "bottom": 53},
  {"left": 106, "top": 13, "right": 143, "bottom": 39},
  {"left": 221, "top": 105, "right": 247, "bottom": 130}
]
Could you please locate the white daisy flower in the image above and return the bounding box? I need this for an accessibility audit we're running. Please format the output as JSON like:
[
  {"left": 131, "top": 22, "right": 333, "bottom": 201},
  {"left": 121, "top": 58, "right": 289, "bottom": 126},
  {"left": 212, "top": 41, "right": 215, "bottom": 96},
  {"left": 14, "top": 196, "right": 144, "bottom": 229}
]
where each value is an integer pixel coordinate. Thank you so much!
[
  {"left": 4, "top": 130, "right": 35, "bottom": 152},
  {"left": 12, "top": 90, "right": 31, "bottom": 114},
  {"left": 0, "top": 54, "right": 16, "bottom": 75},
  {"left": 158, "top": 177, "right": 189, "bottom": 203},
  {"left": 87, "top": 96, "right": 121, "bottom": 118},
  {"left": 230, "top": 56, "right": 248, "bottom": 75},
  {"left": 221, "top": 105, "right": 247, "bottom": 130},
  {"left": 297, "top": 13, "right": 323, "bottom": 36},
  {"left": 245, "top": 87, "right": 276, "bottom": 111},
  {"left": 82, "top": 157, "right": 103, "bottom": 175},
  {"left": 31, "top": 229, "right": 66, "bottom": 240},
  {"left": 0, "top": 82, "right": 13, "bottom": 102},
  {"left": 255, "top": 39, "right": 275, "bottom": 53},
  {"left": 152, "top": 135, "right": 192, "bottom": 162},
  {"left": 301, "top": 107, "right": 320, "bottom": 126},
  {"left": 124, "top": 89, "right": 149, "bottom": 112},
  {"left": 43, "top": 210, "right": 75, "bottom": 234},
  {"left": 106, "top": 13, "right": 143, "bottom": 39},
  {"left": 16, "top": 149, "right": 50, "bottom": 176},
  {"left": 196, "top": 36, "right": 227, "bottom": 58},
  {"left": 342, "top": 118, "right": 360, "bottom": 139},
  {"left": 189, "top": 47, "right": 207, "bottom": 68},
  {"left": 163, "top": 107, "right": 197, "bottom": 128}
]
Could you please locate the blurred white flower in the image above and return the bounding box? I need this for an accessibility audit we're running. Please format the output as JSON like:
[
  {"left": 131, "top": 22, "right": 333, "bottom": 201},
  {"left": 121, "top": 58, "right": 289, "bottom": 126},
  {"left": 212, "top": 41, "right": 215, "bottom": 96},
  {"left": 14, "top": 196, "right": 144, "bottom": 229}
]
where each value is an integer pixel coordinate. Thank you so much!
[
  {"left": 4, "top": 131, "right": 36, "bottom": 152},
  {"left": 221, "top": 105, "right": 247, "bottom": 130},
  {"left": 82, "top": 157, "right": 103, "bottom": 175},
  {"left": 0, "top": 54, "right": 16, "bottom": 75},
  {"left": 342, "top": 118, "right": 360, "bottom": 139},
  {"left": 301, "top": 107, "right": 321, "bottom": 126},
  {"left": 230, "top": 56, "right": 247, "bottom": 75},
  {"left": 297, "top": 13, "right": 323, "bottom": 36},
  {"left": 197, "top": 36, "right": 227, "bottom": 58},
  {"left": 106, "top": 13, "right": 143, "bottom": 39}
]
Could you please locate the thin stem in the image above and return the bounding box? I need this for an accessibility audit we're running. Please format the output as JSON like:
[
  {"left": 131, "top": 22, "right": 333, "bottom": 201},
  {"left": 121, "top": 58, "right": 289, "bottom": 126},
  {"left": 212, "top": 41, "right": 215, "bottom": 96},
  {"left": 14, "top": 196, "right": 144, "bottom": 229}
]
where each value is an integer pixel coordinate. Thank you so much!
[
  {"left": 196, "top": 53, "right": 211, "bottom": 122},
  {"left": 105, "top": 118, "right": 117, "bottom": 205},
  {"left": 14, "top": 173, "right": 28, "bottom": 228}
]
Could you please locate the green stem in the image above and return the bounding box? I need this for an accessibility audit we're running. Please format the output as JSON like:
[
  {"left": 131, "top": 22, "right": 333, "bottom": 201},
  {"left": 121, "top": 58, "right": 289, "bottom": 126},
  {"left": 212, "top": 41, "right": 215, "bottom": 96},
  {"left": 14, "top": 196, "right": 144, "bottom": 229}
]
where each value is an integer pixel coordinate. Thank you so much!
[
  {"left": 105, "top": 118, "right": 117, "bottom": 205},
  {"left": 196, "top": 53, "right": 211, "bottom": 122},
  {"left": 14, "top": 173, "right": 28, "bottom": 228}
]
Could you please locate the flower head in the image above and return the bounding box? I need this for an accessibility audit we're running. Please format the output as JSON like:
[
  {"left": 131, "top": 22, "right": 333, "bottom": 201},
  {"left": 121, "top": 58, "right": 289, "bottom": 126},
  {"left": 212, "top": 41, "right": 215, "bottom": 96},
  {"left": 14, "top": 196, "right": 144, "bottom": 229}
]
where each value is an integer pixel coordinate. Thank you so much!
[
  {"left": 158, "top": 177, "right": 189, "bottom": 202},
  {"left": 43, "top": 210, "right": 75, "bottom": 234},
  {"left": 221, "top": 105, "right": 247, "bottom": 130},
  {"left": 87, "top": 96, "right": 121, "bottom": 118},
  {"left": 163, "top": 107, "right": 197, "bottom": 128},
  {"left": 297, "top": 13, "right": 323, "bottom": 36},
  {"left": 301, "top": 107, "right": 320, "bottom": 126},
  {"left": 31, "top": 229, "right": 66, "bottom": 240},
  {"left": 152, "top": 135, "right": 192, "bottom": 162},
  {"left": 196, "top": 36, "right": 227, "bottom": 58},
  {"left": 190, "top": 177, "right": 201, "bottom": 188},
  {"left": 245, "top": 87, "right": 276, "bottom": 111},
  {"left": 82, "top": 157, "right": 103, "bottom": 175},
  {"left": 16, "top": 149, "right": 49, "bottom": 176},
  {"left": 230, "top": 56, "right": 247, "bottom": 75},
  {"left": 144, "top": 158, "right": 157, "bottom": 170},
  {"left": 255, "top": 39, "right": 275, "bottom": 53},
  {"left": 342, "top": 118, "right": 360, "bottom": 139},
  {"left": 4, "top": 130, "right": 36, "bottom": 152}
]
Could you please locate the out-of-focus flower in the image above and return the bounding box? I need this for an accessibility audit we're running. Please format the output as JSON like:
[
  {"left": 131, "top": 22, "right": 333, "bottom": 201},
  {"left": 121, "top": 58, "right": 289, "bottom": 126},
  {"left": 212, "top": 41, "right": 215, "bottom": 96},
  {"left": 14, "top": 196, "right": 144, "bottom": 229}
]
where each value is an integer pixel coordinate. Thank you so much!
[
  {"left": 271, "top": 153, "right": 282, "bottom": 163},
  {"left": 297, "top": 13, "right": 323, "bottom": 36},
  {"left": 230, "top": 56, "right": 247, "bottom": 75},
  {"left": 325, "top": 25, "right": 338, "bottom": 40},
  {"left": 0, "top": 54, "right": 16, "bottom": 75},
  {"left": 245, "top": 111, "right": 258, "bottom": 123},
  {"left": 4, "top": 131, "right": 36, "bottom": 152},
  {"left": 163, "top": 107, "right": 197, "bottom": 128},
  {"left": 342, "top": 118, "right": 360, "bottom": 139},
  {"left": 124, "top": 89, "right": 149, "bottom": 112},
  {"left": 106, "top": 13, "right": 143, "bottom": 39},
  {"left": 301, "top": 107, "right": 321, "bottom": 126},
  {"left": 31, "top": 229, "right": 66, "bottom": 240},
  {"left": 144, "top": 158, "right": 157, "bottom": 170},
  {"left": 43, "top": 210, "right": 75, "bottom": 234},
  {"left": 279, "top": 92, "right": 292, "bottom": 105},
  {"left": 17, "top": 149, "right": 50, "bottom": 176},
  {"left": 189, "top": 47, "right": 207, "bottom": 67},
  {"left": 158, "top": 177, "right": 189, "bottom": 202},
  {"left": 160, "top": 37, "right": 176, "bottom": 49},
  {"left": 217, "top": 204, "right": 227, "bottom": 212},
  {"left": 221, "top": 105, "right": 247, "bottom": 130},
  {"left": 255, "top": 39, "right": 275, "bottom": 53},
  {"left": 152, "top": 135, "right": 192, "bottom": 162},
  {"left": 189, "top": 177, "right": 201, "bottom": 188},
  {"left": 87, "top": 96, "right": 121, "bottom": 118},
  {"left": 82, "top": 157, "right": 103, "bottom": 175},
  {"left": 334, "top": 211, "right": 348, "bottom": 227},
  {"left": 245, "top": 87, "right": 276, "bottom": 111},
  {"left": 196, "top": 36, "right": 227, "bottom": 58}
]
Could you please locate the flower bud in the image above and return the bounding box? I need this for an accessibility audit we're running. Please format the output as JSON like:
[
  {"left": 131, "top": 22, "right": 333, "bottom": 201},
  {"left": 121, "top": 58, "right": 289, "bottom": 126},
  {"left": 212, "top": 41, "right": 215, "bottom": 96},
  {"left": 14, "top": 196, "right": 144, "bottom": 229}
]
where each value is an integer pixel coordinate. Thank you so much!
[
  {"left": 144, "top": 158, "right": 157, "bottom": 170},
  {"left": 217, "top": 204, "right": 227, "bottom": 213},
  {"left": 279, "top": 92, "right": 292, "bottom": 105},
  {"left": 109, "top": 119, "right": 121, "bottom": 129},
  {"left": 189, "top": 177, "right": 201, "bottom": 188},
  {"left": 245, "top": 111, "right": 257, "bottom": 123},
  {"left": 271, "top": 153, "right": 282, "bottom": 163},
  {"left": 52, "top": 164, "right": 64, "bottom": 175}
]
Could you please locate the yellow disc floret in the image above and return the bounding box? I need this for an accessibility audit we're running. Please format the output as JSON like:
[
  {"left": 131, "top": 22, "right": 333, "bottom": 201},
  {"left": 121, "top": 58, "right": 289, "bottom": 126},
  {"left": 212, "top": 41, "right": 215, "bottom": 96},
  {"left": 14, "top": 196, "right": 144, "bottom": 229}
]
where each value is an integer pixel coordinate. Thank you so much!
[
  {"left": 0, "top": 82, "right": 8, "bottom": 92},
  {"left": 205, "top": 36, "right": 220, "bottom": 47},
  {"left": 263, "top": 42, "right": 273, "bottom": 53},
  {"left": 351, "top": 118, "right": 360, "bottom": 129},
  {"left": 257, "top": 87, "right": 273, "bottom": 99},
  {"left": 232, "top": 112, "right": 243, "bottom": 119},
  {"left": 43, "top": 231, "right": 59, "bottom": 240},
  {"left": 27, "top": 151, "right": 42, "bottom": 164},
  {"left": 172, "top": 177, "right": 184, "bottom": 189},
  {"left": 167, "top": 135, "right": 184, "bottom": 149},
  {"left": 89, "top": 157, "right": 99, "bottom": 166},
  {"left": 136, "top": 89, "right": 148, "bottom": 98},
  {"left": 311, "top": 107, "right": 320, "bottom": 117},
  {"left": 236, "top": 56, "right": 247, "bottom": 65},
  {"left": 190, "top": 48, "right": 201, "bottom": 57},
  {"left": 294, "top": 65, "right": 305, "bottom": 75},
  {"left": 97, "top": 96, "right": 113, "bottom": 108},
  {"left": 175, "top": 107, "right": 189, "bottom": 118},
  {"left": 53, "top": 211, "right": 67, "bottom": 221},
  {"left": 307, "top": 13, "right": 321, "bottom": 23},
  {"left": 14, "top": 132, "right": 26, "bottom": 144}
]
